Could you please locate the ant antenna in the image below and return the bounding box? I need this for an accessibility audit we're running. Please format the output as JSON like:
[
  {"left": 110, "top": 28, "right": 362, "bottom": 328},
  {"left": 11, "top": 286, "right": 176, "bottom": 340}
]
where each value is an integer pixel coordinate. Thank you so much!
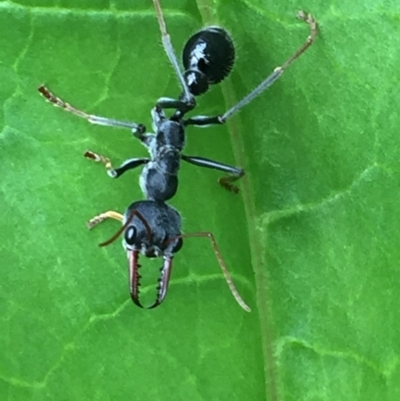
[
  {"left": 87, "top": 208, "right": 152, "bottom": 247},
  {"left": 220, "top": 11, "right": 318, "bottom": 122},
  {"left": 176, "top": 232, "right": 251, "bottom": 312},
  {"left": 152, "top": 0, "right": 194, "bottom": 106}
]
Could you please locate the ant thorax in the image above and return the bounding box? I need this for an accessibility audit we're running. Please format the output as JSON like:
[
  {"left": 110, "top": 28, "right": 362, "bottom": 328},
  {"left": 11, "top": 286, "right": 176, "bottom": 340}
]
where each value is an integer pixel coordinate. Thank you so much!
[
  {"left": 139, "top": 156, "right": 180, "bottom": 202},
  {"left": 138, "top": 117, "right": 183, "bottom": 201},
  {"left": 155, "top": 119, "right": 185, "bottom": 151},
  {"left": 145, "top": 109, "right": 186, "bottom": 159}
]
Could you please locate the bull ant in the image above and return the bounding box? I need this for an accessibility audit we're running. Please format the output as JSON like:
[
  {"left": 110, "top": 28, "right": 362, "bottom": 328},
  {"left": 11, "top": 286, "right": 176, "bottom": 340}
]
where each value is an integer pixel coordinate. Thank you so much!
[{"left": 38, "top": 0, "right": 318, "bottom": 310}]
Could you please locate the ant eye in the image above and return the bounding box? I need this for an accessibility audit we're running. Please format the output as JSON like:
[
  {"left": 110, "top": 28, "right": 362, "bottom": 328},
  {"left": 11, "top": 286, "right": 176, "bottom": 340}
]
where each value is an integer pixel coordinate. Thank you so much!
[
  {"left": 125, "top": 226, "right": 137, "bottom": 246},
  {"left": 172, "top": 237, "right": 183, "bottom": 253}
]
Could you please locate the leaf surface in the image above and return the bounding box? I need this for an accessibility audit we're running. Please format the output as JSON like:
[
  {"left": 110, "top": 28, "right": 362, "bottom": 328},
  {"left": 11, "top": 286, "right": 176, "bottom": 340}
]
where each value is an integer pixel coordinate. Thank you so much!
[{"left": 1, "top": 1, "right": 399, "bottom": 401}]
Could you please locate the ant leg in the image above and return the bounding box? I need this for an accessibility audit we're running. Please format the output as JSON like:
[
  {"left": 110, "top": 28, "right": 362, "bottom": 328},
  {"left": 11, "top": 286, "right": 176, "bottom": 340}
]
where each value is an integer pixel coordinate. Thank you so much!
[
  {"left": 84, "top": 150, "right": 149, "bottom": 178},
  {"left": 152, "top": 0, "right": 195, "bottom": 111},
  {"left": 184, "top": 115, "right": 223, "bottom": 127},
  {"left": 178, "top": 232, "right": 251, "bottom": 312},
  {"left": 38, "top": 85, "right": 146, "bottom": 134},
  {"left": 181, "top": 154, "right": 244, "bottom": 193},
  {"left": 86, "top": 211, "right": 123, "bottom": 229},
  {"left": 110, "top": 158, "right": 150, "bottom": 178},
  {"left": 220, "top": 11, "right": 317, "bottom": 122},
  {"left": 156, "top": 97, "right": 193, "bottom": 111},
  {"left": 186, "top": 11, "right": 318, "bottom": 124},
  {"left": 155, "top": 97, "right": 197, "bottom": 121}
]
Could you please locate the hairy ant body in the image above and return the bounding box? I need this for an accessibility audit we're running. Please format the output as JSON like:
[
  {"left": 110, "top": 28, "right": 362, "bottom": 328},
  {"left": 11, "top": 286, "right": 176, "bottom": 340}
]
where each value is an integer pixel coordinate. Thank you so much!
[{"left": 38, "top": 0, "right": 318, "bottom": 310}]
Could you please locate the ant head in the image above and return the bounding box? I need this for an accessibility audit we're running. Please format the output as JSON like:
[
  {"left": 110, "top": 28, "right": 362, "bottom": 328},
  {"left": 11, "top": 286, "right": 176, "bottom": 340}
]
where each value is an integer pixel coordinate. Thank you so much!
[
  {"left": 182, "top": 26, "right": 235, "bottom": 95},
  {"left": 99, "top": 201, "right": 183, "bottom": 256},
  {"left": 121, "top": 200, "right": 183, "bottom": 253}
]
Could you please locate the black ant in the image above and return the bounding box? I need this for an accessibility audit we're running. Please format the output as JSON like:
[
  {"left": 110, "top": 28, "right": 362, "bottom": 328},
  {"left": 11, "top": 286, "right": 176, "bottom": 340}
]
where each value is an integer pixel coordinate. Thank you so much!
[
  {"left": 38, "top": 3, "right": 318, "bottom": 198},
  {"left": 38, "top": 0, "right": 318, "bottom": 310},
  {"left": 84, "top": 180, "right": 251, "bottom": 311}
]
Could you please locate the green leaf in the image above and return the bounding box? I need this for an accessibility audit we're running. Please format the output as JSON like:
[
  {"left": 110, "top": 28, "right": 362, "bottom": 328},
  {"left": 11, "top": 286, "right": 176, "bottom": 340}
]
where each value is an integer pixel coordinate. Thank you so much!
[{"left": 1, "top": 1, "right": 399, "bottom": 401}]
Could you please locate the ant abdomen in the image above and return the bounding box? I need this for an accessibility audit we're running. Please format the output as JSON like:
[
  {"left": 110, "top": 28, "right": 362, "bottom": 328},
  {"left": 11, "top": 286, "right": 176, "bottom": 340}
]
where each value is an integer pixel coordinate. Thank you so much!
[{"left": 182, "top": 27, "right": 235, "bottom": 96}]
